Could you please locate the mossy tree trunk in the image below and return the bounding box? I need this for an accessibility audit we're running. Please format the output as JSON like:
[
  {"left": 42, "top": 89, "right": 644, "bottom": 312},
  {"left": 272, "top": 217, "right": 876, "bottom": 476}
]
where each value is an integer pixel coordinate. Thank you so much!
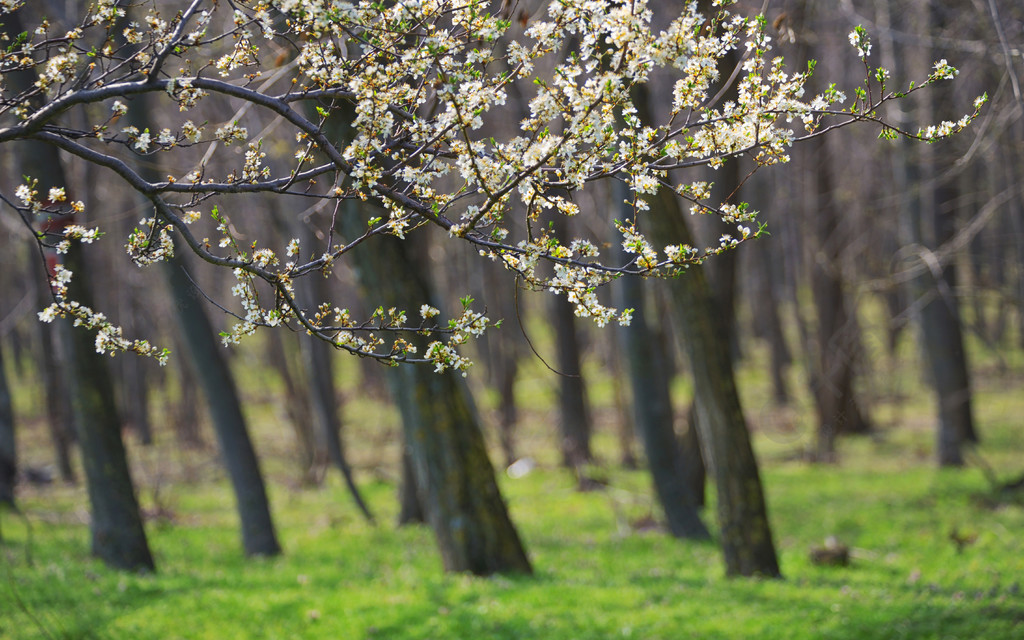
[
  {"left": 163, "top": 252, "right": 282, "bottom": 557},
  {"left": 633, "top": 83, "right": 780, "bottom": 576},
  {"left": 337, "top": 211, "right": 531, "bottom": 574},
  {"left": 612, "top": 182, "right": 709, "bottom": 539},
  {"left": 5, "top": 8, "right": 153, "bottom": 566},
  {"left": 0, "top": 341, "right": 15, "bottom": 508},
  {"left": 64, "top": 242, "right": 155, "bottom": 571},
  {"left": 320, "top": 101, "right": 530, "bottom": 573}
]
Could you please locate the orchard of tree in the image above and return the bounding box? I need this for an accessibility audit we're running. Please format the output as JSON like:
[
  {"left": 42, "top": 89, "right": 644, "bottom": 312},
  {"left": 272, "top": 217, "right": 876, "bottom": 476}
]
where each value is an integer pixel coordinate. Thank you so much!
[{"left": 0, "top": 1, "right": 1022, "bottom": 638}]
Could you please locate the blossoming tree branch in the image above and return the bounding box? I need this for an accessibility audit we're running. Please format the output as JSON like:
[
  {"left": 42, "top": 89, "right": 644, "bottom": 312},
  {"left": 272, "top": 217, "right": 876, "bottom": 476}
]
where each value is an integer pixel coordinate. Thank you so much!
[{"left": 0, "top": 0, "right": 983, "bottom": 372}]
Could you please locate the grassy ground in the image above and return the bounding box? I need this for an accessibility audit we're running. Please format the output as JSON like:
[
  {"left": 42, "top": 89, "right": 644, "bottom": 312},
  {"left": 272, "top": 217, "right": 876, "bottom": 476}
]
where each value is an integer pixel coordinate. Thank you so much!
[{"left": 2, "top": 325, "right": 1023, "bottom": 639}]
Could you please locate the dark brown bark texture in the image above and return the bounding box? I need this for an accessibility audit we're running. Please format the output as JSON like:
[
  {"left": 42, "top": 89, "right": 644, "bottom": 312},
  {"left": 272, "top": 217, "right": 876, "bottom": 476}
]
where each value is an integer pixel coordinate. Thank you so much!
[
  {"left": 611, "top": 181, "right": 709, "bottom": 539},
  {"left": 0, "top": 341, "right": 15, "bottom": 507},
  {"left": 163, "top": 252, "right": 282, "bottom": 557},
  {"left": 346, "top": 226, "right": 532, "bottom": 574},
  {"left": 632, "top": 77, "right": 780, "bottom": 576},
  {"left": 322, "top": 102, "right": 531, "bottom": 574},
  {"left": 6, "top": 6, "right": 153, "bottom": 569}
]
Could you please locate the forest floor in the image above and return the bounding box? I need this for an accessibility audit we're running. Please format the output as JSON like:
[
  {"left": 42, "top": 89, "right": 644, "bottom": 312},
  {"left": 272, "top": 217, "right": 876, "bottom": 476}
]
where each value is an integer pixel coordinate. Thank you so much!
[{"left": 2, "top": 329, "right": 1024, "bottom": 639}]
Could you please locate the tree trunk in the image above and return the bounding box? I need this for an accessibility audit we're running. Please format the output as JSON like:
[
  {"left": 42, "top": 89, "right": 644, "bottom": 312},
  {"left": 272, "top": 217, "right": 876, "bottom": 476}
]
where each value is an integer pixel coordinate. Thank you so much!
[
  {"left": 339, "top": 213, "right": 531, "bottom": 574},
  {"left": 806, "top": 137, "right": 873, "bottom": 461},
  {"left": 169, "top": 334, "right": 207, "bottom": 451},
  {"left": 388, "top": 349, "right": 533, "bottom": 574},
  {"left": 265, "top": 330, "right": 320, "bottom": 485},
  {"left": 549, "top": 215, "right": 594, "bottom": 481},
  {"left": 162, "top": 253, "right": 282, "bottom": 556},
  {"left": 0, "top": 341, "right": 15, "bottom": 508},
  {"left": 64, "top": 241, "right": 154, "bottom": 571},
  {"left": 894, "top": 1, "right": 979, "bottom": 466},
  {"left": 482, "top": 263, "right": 520, "bottom": 468},
  {"left": 612, "top": 181, "right": 708, "bottom": 538},
  {"left": 4, "top": 10, "right": 153, "bottom": 564},
  {"left": 551, "top": 292, "right": 594, "bottom": 474},
  {"left": 32, "top": 260, "right": 77, "bottom": 483},
  {"left": 318, "top": 91, "right": 530, "bottom": 571},
  {"left": 292, "top": 219, "right": 374, "bottom": 522},
  {"left": 633, "top": 83, "right": 780, "bottom": 576},
  {"left": 397, "top": 447, "right": 425, "bottom": 525},
  {"left": 116, "top": 343, "right": 153, "bottom": 445}
]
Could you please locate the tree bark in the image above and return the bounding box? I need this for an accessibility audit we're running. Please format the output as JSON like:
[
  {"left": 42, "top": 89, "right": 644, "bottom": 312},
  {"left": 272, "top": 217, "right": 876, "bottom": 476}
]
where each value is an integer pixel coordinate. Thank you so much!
[
  {"left": 806, "top": 137, "right": 873, "bottom": 461},
  {"left": 612, "top": 181, "right": 708, "bottom": 538},
  {"left": 32, "top": 265, "right": 77, "bottom": 483},
  {"left": 4, "top": 9, "right": 153, "bottom": 566},
  {"left": 339, "top": 213, "right": 531, "bottom": 574},
  {"left": 163, "top": 253, "right": 282, "bottom": 556},
  {"left": 893, "top": 1, "right": 979, "bottom": 466},
  {"left": 322, "top": 99, "right": 530, "bottom": 573},
  {"left": 265, "top": 330, "right": 320, "bottom": 485},
  {"left": 549, "top": 217, "right": 594, "bottom": 481},
  {"left": 634, "top": 83, "right": 781, "bottom": 576},
  {"left": 169, "top": 333, "right": 207, "bottom": 451},
  {"left": 291, "top": 218, "right": 374, "bottom": 522},
  {"left": 482, "top": 262, "right": 520, "bottom": 468},
  {"left": 397, "top": 447, "right": 425, "bottom": 525},
  {"left": 64, "top": 241, "right": 154, "bottom": 571},
  {"left": 0, "top": 341, "right": 15, "bottom": 508}
]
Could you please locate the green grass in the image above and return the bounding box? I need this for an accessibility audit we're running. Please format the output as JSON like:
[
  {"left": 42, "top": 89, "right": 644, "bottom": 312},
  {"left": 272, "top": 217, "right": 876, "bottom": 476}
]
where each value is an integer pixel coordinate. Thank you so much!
[
  {"left": 3, "top": 423, "right": 1023, "bottom": 639},
  {"left": 3, "top": 311, "right": 1024, "bottom": 639}
]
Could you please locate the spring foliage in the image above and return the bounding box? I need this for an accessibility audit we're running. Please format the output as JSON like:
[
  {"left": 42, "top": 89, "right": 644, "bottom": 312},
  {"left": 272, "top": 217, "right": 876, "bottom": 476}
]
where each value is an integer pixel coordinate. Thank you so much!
[{"left": 0, "top": 0, "right": 983, "bottom": 371}]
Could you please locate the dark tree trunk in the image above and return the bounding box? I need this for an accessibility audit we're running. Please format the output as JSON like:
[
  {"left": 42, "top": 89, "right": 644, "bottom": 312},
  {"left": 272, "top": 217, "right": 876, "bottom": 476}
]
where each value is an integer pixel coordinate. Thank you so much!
[
  {"left": 116, "top": 343, "right": 153, "bottom": 445},
  {"left": 114, "top": 83, "right": 281, "bottom": 554},
  {"left": 299, "top": 313, "right": 375, "bottom": 522},
  {"left": 397, "top": 447, "right": 425, "bottom": 525},
  {"left": 31, "top": 261, "right": 77, "bottom": 483},
  {"left": 550, "top": 292, "right": 594, "bottom": 473},
  {"left": 387, "top": 349, "right": 532, "bottom": 574},
  {"left": 744, "top": 179, "right": 792, "bottom": 406},
  {"left": 338, "top": 210, "right": 531, "bottom": 574},
  {"left": 633, "top": 84, "right": 780, "bottom": 576},
  {"left": 0, "top": 341, "right": 15, "bottom": 508},
  {"left": 661, "top": 236, "right": 780, "bottom": 574},
  {"left": 894, "top": 1, "right": 979, "bottom": 466},
  {"left": 292, "top": 219, "right": 374, "bottom": 522},
  {"left": 612, "top": 181, "right": 708, "bottom": 538},
  {"left": 495, "top": 355, "right": 519, "bottom": 468},
  {"left": 163, "top": 253, "right": 282, "bottom": 556},
  {"left": 5, "top": 11, "right": 153, "bottom": 564},
  {"left": 1008, "top": 133, "right": 1024, "bottom": 351},
  {"left": 806, "top": 138, "right": 873, "bottom": 461},
  {"left": 169, "top": 334, "right": 207, "bottom": 450},
  {"left": 64, "top": 242, "right": 154, "bottom": 571},
  {"left": 318, "top": 99, "right": 527, "bottom": 571},
  {"left": 909, "top": 171, "right": 978, "bottom": 466},
  {"left": 482, "top": 263, "right": 520, "bottom": 467},
  {"left": 638, "top": 180, "right": 781, "bottom": 574},
  {"left": 549, "top": 216, "right": 593, "bottom": 480},
  {"left": 265, "top": 330, "right": 320, "bottom": 485}
]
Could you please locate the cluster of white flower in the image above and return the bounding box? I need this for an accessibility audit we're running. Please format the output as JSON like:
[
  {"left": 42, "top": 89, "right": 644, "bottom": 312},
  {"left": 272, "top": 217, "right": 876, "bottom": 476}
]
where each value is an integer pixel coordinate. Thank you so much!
[
  {"left": 1, "top": 0, "right": 984, "bottom": 370},
  {"left": 37, "top": 264, "right": 169, "bottom": 364},
  {"left": 125, "top": 218, "right": 175, "bottom": 266},
  {"left": 242, "top": 143, "right": 270, "bottom": 182},
  {"left": 165, "top": 77, "right": 208, "bottom": 111},
  {"left": 214, "top": 121, "right": 248, "bottom": 145}
]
